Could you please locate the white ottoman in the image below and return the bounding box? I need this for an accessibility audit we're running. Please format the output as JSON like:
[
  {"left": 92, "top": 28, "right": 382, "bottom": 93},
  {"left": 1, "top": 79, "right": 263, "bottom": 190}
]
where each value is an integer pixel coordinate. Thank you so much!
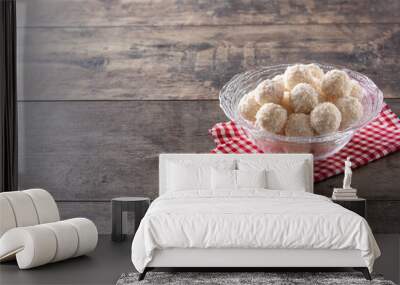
[{"left": 0, "top": 189, "right": 98, "bottom": 269}]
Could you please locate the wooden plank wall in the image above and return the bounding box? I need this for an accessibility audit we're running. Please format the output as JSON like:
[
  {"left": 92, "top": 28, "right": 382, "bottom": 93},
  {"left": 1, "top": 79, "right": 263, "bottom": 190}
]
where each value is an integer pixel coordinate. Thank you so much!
[{"left": 16, "top": 0, "right": 400, "bottom": 234}]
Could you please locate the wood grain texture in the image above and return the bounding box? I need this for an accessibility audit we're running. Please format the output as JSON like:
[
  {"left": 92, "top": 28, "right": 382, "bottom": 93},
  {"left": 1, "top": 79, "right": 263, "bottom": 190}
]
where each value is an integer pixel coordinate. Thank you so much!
[
  {"left": 18, "top": 100, "right": 400, "bottom": 201},
  {"left": 18, "top": 101, "right": 225, "bottom": 200},
  {"left": 16, "top": 0, "right": 400, "bottom": 27},
  {"left": 15, "top": 0, "right": 400, "bottom": 235},
  {"left": 17, "top": 24, "right": 400, "bottom": 100}
]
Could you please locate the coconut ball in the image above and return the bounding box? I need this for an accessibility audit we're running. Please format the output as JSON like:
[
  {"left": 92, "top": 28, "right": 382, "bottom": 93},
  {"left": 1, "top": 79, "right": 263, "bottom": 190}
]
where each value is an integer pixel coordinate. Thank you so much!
[
  {"left": 310, "top": 102, "right": 342, "bottom": 135},
  {"left": 272, "top": 74, "right": 288, "bottom": 92},
  {"left": 321, "top": 69, "right": 352, "bottom": 101},
  {"left": 290, "top": 83, "right": 319, "bottom": 114},
  {"left": 284, "top": 64, "right": 315, "bottom": 90},
  {"left": 317, "top": 92, "right": 327, "bottom": 103},
  {"left": 256, "top": 103, "right": 288, "bottom": 134},
  {"left": 306, "top": 63, "right": 324, "bottom": 80},
  {"left": 349, "top": 80, "right": 364, "bottom": 101},
  {"left": 335, "top": 96, "right": 363, "bottom": 129},
  {"left": 285, "top": 113, "right": 314, "bottom": 137},
  {"left": 273, "top": 74, "right": 285, "bottom": 85},
  {"left": 238, "top": 91, "right": 261, "bottom": 122},
  {"left": 254, "top": 77, "right": 285, "bottom": 105},
  {"left": 306, "top": 63, "right": 324, "bottom": 93},
  {"left": 281, "top": 91, "right": 293, "bottom": 113}
]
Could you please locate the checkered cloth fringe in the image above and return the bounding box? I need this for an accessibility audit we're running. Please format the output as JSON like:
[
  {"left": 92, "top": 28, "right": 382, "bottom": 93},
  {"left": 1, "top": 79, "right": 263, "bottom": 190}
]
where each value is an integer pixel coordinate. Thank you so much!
[{"left": 209, "top": 103, "right": 400, "bottom": 182}]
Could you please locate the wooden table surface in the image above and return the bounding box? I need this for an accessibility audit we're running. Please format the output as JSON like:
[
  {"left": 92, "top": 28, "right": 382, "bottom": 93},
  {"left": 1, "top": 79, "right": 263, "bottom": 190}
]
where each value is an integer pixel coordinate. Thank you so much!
[{"left": 16, "top": 0, "right": 400, "bottom": 234}]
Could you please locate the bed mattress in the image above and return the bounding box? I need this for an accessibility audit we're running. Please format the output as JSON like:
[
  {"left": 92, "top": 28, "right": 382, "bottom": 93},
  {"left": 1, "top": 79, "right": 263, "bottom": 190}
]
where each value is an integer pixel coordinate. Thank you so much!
[{"left": 131, "top": 190, "right": 380, "bottom": 273}]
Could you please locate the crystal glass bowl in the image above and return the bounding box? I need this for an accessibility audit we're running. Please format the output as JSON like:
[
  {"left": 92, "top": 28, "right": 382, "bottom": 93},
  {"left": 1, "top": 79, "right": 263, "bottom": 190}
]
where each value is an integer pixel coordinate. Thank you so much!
[{"left": 219, "top": 64, "right": 383, "bottom": 160}]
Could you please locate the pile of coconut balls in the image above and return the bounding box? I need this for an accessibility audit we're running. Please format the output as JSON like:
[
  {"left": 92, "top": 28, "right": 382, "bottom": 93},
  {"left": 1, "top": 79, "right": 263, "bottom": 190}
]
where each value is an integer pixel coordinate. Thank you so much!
[{"left": 238, "top": 64, "right": 364, "bottom": 137}]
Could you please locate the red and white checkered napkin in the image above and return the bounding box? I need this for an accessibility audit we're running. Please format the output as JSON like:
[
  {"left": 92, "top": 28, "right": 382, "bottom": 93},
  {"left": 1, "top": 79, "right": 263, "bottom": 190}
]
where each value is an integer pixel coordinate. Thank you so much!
[{"left": 209, "top": 103, "right": 400, "bottom": 182}]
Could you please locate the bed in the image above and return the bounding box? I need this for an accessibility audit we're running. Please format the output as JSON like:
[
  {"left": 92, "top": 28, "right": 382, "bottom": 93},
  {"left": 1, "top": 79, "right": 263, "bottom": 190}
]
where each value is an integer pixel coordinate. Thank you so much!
[{"left": 131, "top": 154, "right": 380, "bottom": 280}]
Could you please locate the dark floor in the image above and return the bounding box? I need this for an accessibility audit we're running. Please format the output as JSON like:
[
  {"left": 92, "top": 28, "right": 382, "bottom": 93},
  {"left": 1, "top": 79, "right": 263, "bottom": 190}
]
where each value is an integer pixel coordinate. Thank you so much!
[
  {"left": 0, "top": 235, "right": 133, "bottom": 285},
  {"left": 1, "top": 234, "right": 399, "bottom": 285}
]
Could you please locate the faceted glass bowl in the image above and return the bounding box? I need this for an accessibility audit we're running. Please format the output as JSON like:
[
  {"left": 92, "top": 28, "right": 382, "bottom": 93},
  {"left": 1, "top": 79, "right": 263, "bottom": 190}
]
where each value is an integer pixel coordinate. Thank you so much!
[{"left": 219, "top": 64, "right": 383, "bottom": 160}]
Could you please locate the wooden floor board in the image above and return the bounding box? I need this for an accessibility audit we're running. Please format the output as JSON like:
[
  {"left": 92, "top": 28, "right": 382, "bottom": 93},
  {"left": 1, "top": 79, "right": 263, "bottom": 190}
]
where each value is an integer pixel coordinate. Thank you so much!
[
  {"left": 16, "top": 0, "right": 400, "bottom": 27},
  {"left": 17, "top": 25, "right": 400, "bottom": 100},
  {"left": 14, "top": 0, "right": 400, "bottom": 237},
  {"left": 18, "top": 100, "right": 225, "bottom": 200}
]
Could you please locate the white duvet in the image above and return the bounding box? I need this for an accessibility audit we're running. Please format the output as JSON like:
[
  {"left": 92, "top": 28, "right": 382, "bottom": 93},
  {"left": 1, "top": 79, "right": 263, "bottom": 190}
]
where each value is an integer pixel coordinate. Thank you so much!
[{"left": 131, "top": 190, "right": 380, "bottom": 273}]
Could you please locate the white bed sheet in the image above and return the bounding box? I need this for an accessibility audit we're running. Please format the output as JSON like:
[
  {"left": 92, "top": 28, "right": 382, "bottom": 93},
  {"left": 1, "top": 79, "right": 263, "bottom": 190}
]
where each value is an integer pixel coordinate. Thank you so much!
[{"left": 131, "top": 190, "right": 380, "bottom": 273}]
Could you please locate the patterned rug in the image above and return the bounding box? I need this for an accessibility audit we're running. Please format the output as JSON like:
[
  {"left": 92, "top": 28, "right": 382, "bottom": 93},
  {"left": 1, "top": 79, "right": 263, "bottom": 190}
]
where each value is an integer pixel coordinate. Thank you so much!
[{"left": 116, "top": 271, "right": 396, "bottom": 285}]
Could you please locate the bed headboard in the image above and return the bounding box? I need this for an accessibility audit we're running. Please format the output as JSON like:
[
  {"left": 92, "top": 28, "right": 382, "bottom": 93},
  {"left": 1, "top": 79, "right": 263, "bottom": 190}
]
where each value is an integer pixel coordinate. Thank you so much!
[{"left": 159, "top": 153, "right": 313, "bottom": 195}]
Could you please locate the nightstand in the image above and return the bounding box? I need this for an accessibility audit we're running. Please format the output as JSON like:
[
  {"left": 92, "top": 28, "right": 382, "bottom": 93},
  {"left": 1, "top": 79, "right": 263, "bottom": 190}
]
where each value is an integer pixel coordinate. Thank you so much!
[
  {"left": 111, "top": 197, "right": 150, "bottom": 242},
  {"left": 331, "top": 198, "right": 366, "bottom": 218}
]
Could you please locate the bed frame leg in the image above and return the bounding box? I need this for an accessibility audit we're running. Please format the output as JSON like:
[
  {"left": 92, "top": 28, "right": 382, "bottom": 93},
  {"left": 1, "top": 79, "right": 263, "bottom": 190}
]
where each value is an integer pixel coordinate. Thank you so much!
[
  {"left": 138, "top": 268, "right": 148, "bottom": 281},
  {"left": 354, "top": 267, "right": 371, "bottom": 280}
]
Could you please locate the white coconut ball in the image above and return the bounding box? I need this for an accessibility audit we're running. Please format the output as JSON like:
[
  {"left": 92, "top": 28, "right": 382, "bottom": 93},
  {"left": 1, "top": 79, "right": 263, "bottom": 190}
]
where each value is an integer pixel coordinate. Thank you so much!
[
  {"left": 305, "top": 63, "right": 324, "bottom": 94},
  {"left": 273, "top": 74, "right": 284, "bottom": 81},
  {"left": 321, "top": 69, "right": 352, "bottom": 101},
  {"left": 306, "top": 63, "right": 324, "bottom": 80},
  {"left": 310, "top": 102, "right": 342, "bottom": 135},
  {"left": 284, "top": 64, "right": 315, "bottom": 90},
  {"left": 254, "top": 77, "right": 285, "bottom": 105},
  {"left": 256, "top": 103, "right": 288, "bottom": 134},
  {"left": 349, "top": 80, "right": 364, "bottom": 101},
  {"left": 285, "top": 113, "right": 314, "bottom": 137},
  {"left": 238, "top": 91, "right": 261, "bottom": 122},
  {"left": 272, "top": 74, "right": 288, "bottom": 92},
  {"left": 281, "top": 91, "right": 293, "bottom": 113},
  {"left": 290, "top": 83, "right": 319, "bottom": 114},
  {"left": 335, "top": 96, "right": 364, "bottom": 129}
]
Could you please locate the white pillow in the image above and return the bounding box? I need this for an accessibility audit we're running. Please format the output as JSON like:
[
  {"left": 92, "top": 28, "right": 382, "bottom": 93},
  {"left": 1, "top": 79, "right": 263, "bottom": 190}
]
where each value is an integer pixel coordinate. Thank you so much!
[
  {"left": 211, "top": 168, "right": 236, "bottom": 191},
  {"left": 166, "top": 159, "right": 236, "bottom": 192},
  {"left": 236, "top": 169, "right": 267, "bottom": 189},
  {"left": 167, "top": 162, "right": 210, "bottom": 191},
  {"left": 211, "top": 168, "right": 268, "bottom": 191},
  {"left": 238, "top": 159, "right": 309, "bottom": 191}
]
